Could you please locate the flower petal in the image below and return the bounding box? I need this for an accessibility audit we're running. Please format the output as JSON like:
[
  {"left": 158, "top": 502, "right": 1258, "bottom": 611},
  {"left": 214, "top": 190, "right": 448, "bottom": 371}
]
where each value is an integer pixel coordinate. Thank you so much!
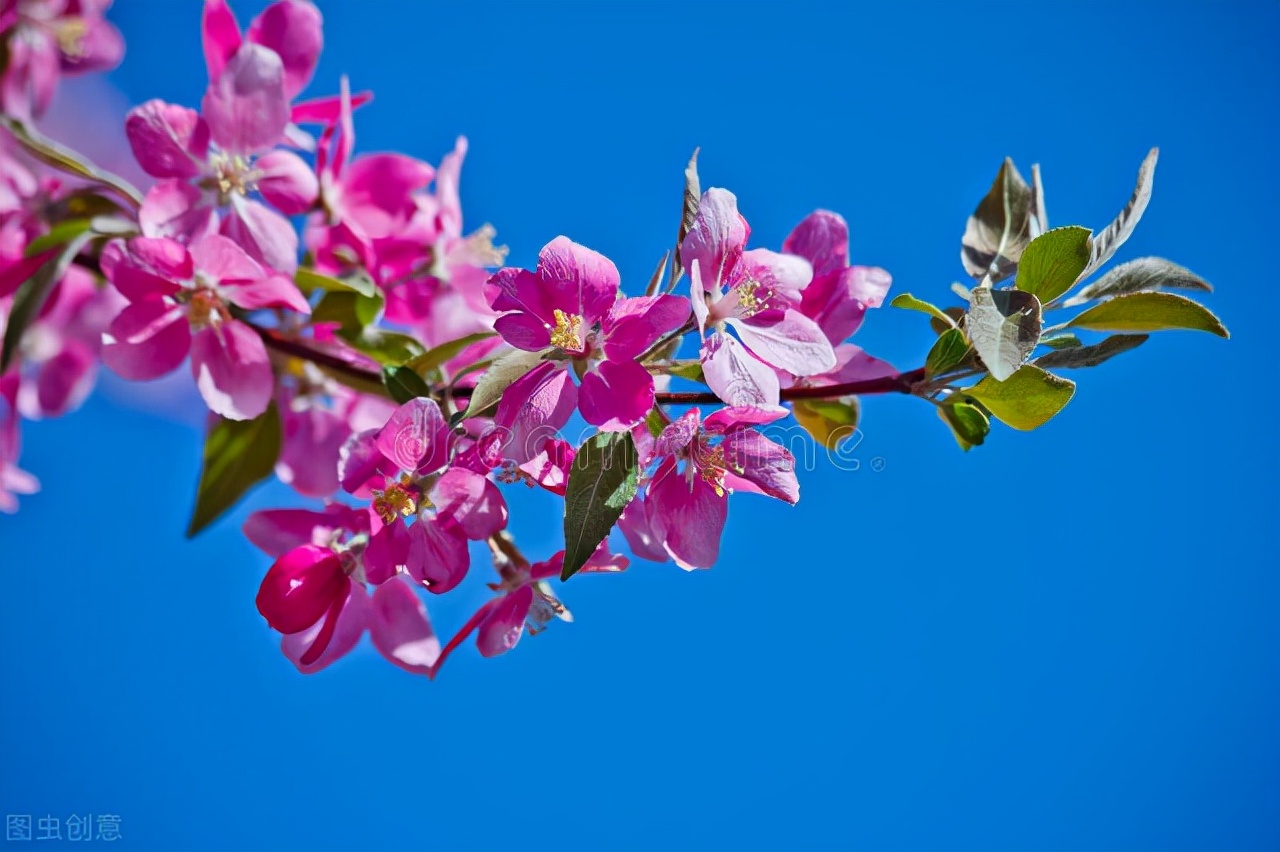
[
  {"left": 280, "top": 578, "right": 370, "bottom": 674},
  {"left": 256, "top": 149, "right": 319, "bottom": 215},
  {"left": 648, "top": 464, "right": 727, "bottom": 570},
  {"left": 782, "top": 210, "right": 849, "bottom": 277},
  {"left": 125, "top": 100, "right": 210, "bottom": 179},
  {"left": 720, "top": 428, "right": 799, "bottom": 505},
  {"left": 200, "top": 43, "right": 289, "bottom": 154},
  {"left": 732, "top": 310, "right": 836, "bottom": 377},
  {"left": 602, "top": 294, "right": 690, "bottom": 362},
  {"left": 369, "top": 577, "right": 441, "bottom": 674},
  {"left": 100, "top": 237, "right": 191, "bottom": 303},
  {"left": 101, "top": 299, "right": 190, "bottom": 381},
  {"left": 189, "top": 320, "right": 274, "bottom": 420},
  {"left": 429, "top": 467, "right": 508, "bottom": 540},
  {"left": 681, "top": 187, "right": 748, "bottom": 293},
  {"left": 476, "top": 585, "right": 533, "bottom": 658},
  {"left": 408, "top": 517, "right": 470, "bottom": 594},
  {"left": 139, "top": 180, "right": 219, "bottom": 243},
  {"left": 201, "top": 0, "right": 243, "bottom": 83},
  {"left": 245, "top": 0, "right": 324, "bottom": 99},
  {"left": 222, "top": 197, "right": 299, "bottom": 274},
  {"left": 493, "top": 361, "right": 577, "bottom": 464},
  {"left": 363, "top": 519, "right": 412, "bottom": 585},
  {"left": 535, "top": 236, "right": 619, "bottom": 325},
  {"left": 701, "top": 331, "right": 780, "bottom": 407},
  {"left": 578, "top": 358, "right": 654, "bottom": 431},
  {"left": 374, "top": 397, "right": 451, "bottom": 475}
]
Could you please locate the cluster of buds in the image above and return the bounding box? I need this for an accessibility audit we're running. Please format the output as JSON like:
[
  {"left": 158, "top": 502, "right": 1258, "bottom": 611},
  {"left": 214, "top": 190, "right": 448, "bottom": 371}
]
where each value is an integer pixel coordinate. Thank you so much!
[{"left": 1, "top": 0, "right": 1227, "bottom": 676}]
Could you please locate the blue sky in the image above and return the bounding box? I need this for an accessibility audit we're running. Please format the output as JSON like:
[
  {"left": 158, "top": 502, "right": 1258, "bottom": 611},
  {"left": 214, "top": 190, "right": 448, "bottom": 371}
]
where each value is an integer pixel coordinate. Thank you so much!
[{"left": 2, "top": 1, "right": 1277, "bottom": 850}]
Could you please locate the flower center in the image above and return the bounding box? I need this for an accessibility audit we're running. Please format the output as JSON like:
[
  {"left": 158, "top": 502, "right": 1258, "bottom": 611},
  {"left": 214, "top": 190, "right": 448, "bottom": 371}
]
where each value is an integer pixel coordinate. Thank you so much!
[
  {"left": 548, "top": 308, "right": 585, "bottom": 352},
  {"left": 734, "top": 278, "right": 770, "bottom": 319},
  {"left": 54, "top": 18, "right": 88, "bottom": 58},
  {"left": 695, "top": 442, "right": 728, "bottom": 497},
  {"left": 186, "top": 286, "right": 227, "bottom": 330},
  {"left": 209, "top": 152, "right": 259, "bottom": 198},
  {"left": 371, "top": 473, "right": 421, "bottom": 525}
]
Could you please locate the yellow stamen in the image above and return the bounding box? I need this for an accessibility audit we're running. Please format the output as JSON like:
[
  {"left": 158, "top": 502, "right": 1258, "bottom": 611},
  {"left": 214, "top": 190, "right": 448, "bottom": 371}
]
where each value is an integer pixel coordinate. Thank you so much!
[
  {"left": 55, "top": 18, "right": 89, "bottom": 59},
  {"left": 372, "top": 473, "right": 421, "bottom": 525},
  {"left": 548, "top": 308, "right": 584, "bottom": 352},
  {"left": 699, "top": 446, "right": 727, "bottom": 497},
  {"left": 736, "top": 278, "right": 765, "bottom": 318}
]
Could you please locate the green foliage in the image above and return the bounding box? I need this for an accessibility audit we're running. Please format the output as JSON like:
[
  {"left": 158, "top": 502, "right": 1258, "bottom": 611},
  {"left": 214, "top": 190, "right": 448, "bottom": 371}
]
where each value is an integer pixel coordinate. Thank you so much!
[
  {"left": 1014, "top": 226, "right": 1092, "bottom": 303},
  {"left": 793, "top": 397, "right": 860, "bottom": 450},
  {"left": 562, "top": 432, "right": 640, "bottom": 580},
  {"left": 1067, "top": 291, "right": 1228, "bottom": 338},
  {"left": 962, "top": 365, "right": 1075, "bottom": 431},
  {"left": 891, "top": 292, "right": 956, "bottom": 328},
  {"left": 937, "top": 400, "right": 990, "bottom": 451},
  {"left": 925, "top": 327, "right": 971, "bottom": 377},
  {"left": 1, "top": 232, "right": 93, "bottom": 373},
  {"left": 965, "top": 287, "right": 1043, "bottom": 381},
  {"left": 186, "top": 404, "right": 282, "bottom": 537}
]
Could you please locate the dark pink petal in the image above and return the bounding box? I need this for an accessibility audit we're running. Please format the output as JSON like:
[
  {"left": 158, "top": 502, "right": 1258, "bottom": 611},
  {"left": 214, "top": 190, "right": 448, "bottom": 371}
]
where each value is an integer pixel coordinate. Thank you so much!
[
  {"left": 489, "top": 266, "right": 554, "bottom": 323},
  {"left": 602, "top": 294, "right": 691, "bottom": 362},
  {"left": 2, "top": 27, "right": 58, "bottom": 120},
  {"left": 528, "top": 552, "right": 566, "bottom": 582},
  {"left": 139, "top": 180, "right": 219, "bottom": 242},
  {"left": 580, "top": 540, "right": 630, "bottom": 574},
  {"left": 200, "top": 44, "right": 289, "bottom": 154},
  {"left": 125, "top": 100, "right": 210, "bottom": 179},
  {"left": 821, "top": 344, "right": 899, "bottom": 385},
  {"left": 783, "top": 210, "right": 849, "bottom": 277},
  {"left": 408, "top": 517, "right": 470, "bottom": 594},
  {"left": 100, "top": 237, "right": 190, "bottom": 302},
  {"left": 476, "top": 585, "right": 533, "bottom": 658},
  {"left": 222, "top": 197, "right": 298, "bottom": 274},
  {"left": 375, "top": 397, "right": 451, "bottom": 475},
  {"left": 701, "top": 331, "right": 780, "bottom": 407},
  {"left": 720, "top": 429, "right": 800, "bottom": 505},
  {"left": 201, "top": 0, "right": 243, "bottom": 83},
  {"left": 290, "top": 90, "right": 373, "bottom": 124},
  {"left": 369, "top": 578, "right": 441, "bottom": 674},
  {"left": 221, "top": 274, "right": 310, "bottom": 314},
  {"left": 363, "top": 519, "right": 411, "bottom": 585},
  {"left": 255, "top": 543, "right": 346, "bottom": 635},
  {"left": 801, "top": 266, "right": 892, "bottom": 344},
  {"left": 429, "top": 467, "right": 508, "bottom": 540},
  {"left": 255, "top": 149, "right": 318, "bottom": 215},
  {"left": 535, "top": 236, "right": 620, "bottom": 325},
  {"left": 493, "top": 311, "right": 551, "bottom": 351},
  {"left": 276, "top": 405, "right": 345, "bottom": 496},
  {"left": 579, "top": 358, "right": 654, "bottom": 431},
  {"left": 648, "top": 465, "right": 727, "bottom": 570},
  {"left": 281, "top": 578, "right": 370, "bottom": 673},
  {"left": 189, "top": 321, "right": 274, "bottom": 420},
  {"left": 654, "top": 409, "right": 699, "bottom": 458},
  {"left": 703, "top": 404, "right": 789, "bottom": 433},
  {"left": 243, "top": 505, "right": 363, "bottom": 557},
  {"left": 35, "top": 343, "right": 95, "bottom": 417},
  {"left": 681, "top": 188, "right": 748, "bottom": 293},
  {"left": 617, "top": 497, "right": 669, "bottom": 563},
  {"left": 101, "top": 300, "right": 190, "bottom": 380},
  {"left": 62, "top": 14, "right": 124, "bottom": 74},
  {"left": 245, "top": 0, "right": 323, "bottom": 100},
  {"left": 516, "top": 437, "right": 575, "bottom": 495},
  {"left": 493, "top": 362, "right": 577, "bottom": 464},
  {"left": 732, "top": 311, "right": 836, "bottom": 377},
  {"left": 338, "top": 428, "right": 394, "bottom": 498},
  {"left": 343, "top": 153, "right": 435, "bottom": 223}
]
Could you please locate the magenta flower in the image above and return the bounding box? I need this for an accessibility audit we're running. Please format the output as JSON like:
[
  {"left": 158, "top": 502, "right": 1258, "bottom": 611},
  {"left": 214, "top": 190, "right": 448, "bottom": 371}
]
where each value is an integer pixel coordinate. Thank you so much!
[
  {"left": 338, "top": 397, "right": 508, "bottom": 594},
  {"left": 639, "top": 405, "right": 799, "bottom": 569},
  {"left": 250, "top": 511, "right": 443, "bottom": 675},
  {"left": 489, "top": 236, "right": 690, "bottom": 432},
  {"left": 125, "top": 1, "right": 323, "bottom": 274},
  {"left": 0, "top": 373, "right": 38, "bottom": 513},
  {"left": 681, "top": 189, "right": 836, "bottom": 406},
  {"left": 0, "top": 0, "right": 124, "bottom": 120},
  {"left": 783, "top": 210, "right": 892, "bottom": 347},
  {"left": 99, "top": 233, "right": 310, "bottom": 420}
]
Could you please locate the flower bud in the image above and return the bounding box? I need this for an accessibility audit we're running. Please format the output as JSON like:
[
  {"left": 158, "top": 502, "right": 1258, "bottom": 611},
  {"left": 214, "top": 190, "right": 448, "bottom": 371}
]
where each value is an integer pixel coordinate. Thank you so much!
[{"left": 255, "top": 544, "right": 347, "bottom": 635}]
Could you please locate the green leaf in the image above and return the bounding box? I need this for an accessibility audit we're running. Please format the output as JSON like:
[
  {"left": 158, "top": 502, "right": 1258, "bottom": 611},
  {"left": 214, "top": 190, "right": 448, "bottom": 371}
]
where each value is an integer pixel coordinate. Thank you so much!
[
  {"left": 644, "top": 250, "right": 670, "bottom": 298},
  {"left": 311, "top": 290, "right": 385, "bottom": 338},
  {"left": 925, "top": 327, "right": 970, "bottom": 377},
  {"left": 962, "top": 365, "right": 1075, "bottom": 431},
  {"left": 186, "top": 403, "right": 282, "bottom": 537},
  {"left": 1066, "top": 291, "right": 1228, "bottom": 338},
  {"left": 961, "top": 157, "right": 1034, "bottom": 283},
  {"left": 644, "top": 408, "right": 668, "bottom": 438},
  {"left": 793, "top": 397, "right": 860, "bottom": 450},
  {"left": 670, "top": 148, "right": 701, "bottom": 288},
  {"left": 1014, "top": 225, "right": 1092, "bottom": 303},
  {"left": 937, "top": 401, "right": 989, "bottom": 451},
  {"left": 1039, "top": 333, "right": 1082, "bottom": 350},
  {"left": 0, "top": 115, "right": 143, "bottom": 210},
  {"left": 1, "top": 231, "right": 93, "bottom": 373},
  {"left": 24, "top": 218, "right": 94, "bottom": 257},
  {"left": 405, "top": 332, "right": 497, "bottom": 378},
  {"left": 965, "top": 287, "right": 1043, "bottom": 381},
  {"left": 463, "top": 347, "right": 551, "bottom": 418},
  {"left": 562, "top": 432, "right": 640, "bottom": 580},
  {"left": 891, "top": 293, "right": 956, "bottom": 328},
  {"left": 1036, "top": 334, "right": 1149, "bottom": 369},
  {"left": 1077, "top": 148, "right": 1158, "bottom": 283},
  {"left": 383, "top": 365, "right": 435, "bottom": 404},
  {"left": 664, "top": 359, "right": 706, "bottom": 383},
  {"left": 294, "top": 266, "right": 378, "bottom": 298},
  {"left": 1061, "top": 257, "right": 1213, "bottom": 308}
]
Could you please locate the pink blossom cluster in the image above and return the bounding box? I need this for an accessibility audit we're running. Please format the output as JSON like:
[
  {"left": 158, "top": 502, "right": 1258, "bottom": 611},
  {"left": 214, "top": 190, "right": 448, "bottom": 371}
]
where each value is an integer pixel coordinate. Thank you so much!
[{"left": 1, "top": 0, "right": 896, "bottom": 676}]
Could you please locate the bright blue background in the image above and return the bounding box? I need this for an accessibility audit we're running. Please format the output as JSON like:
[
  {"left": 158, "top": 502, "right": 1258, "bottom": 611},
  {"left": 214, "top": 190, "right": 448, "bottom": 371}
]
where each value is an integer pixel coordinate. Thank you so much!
[{"left": 2, "top": 1, "right": 1277, "bottom": 850}]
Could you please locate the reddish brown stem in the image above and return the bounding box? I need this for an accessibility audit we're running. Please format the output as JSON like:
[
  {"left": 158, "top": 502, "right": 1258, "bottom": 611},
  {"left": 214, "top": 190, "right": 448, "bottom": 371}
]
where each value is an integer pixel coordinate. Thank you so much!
[{"left": 254, "top": 324, "right": 925, "bottom": 405}]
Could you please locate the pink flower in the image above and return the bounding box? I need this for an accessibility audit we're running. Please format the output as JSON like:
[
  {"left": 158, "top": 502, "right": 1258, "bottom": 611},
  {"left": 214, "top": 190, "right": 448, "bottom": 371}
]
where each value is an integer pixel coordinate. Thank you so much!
[
  {"left": 681, "top": 189, "right": 836, "bottom": 406},
  {"left": 782, "top": 210, "right": 892, "bottom": 347},
  {"left": 249, "top": 509, "right": 443, "bottom": 675},
  {"left": 99, "top": 233, "right": 310, "bottom": 420},
  {"left": 638, "top": 405, "right": 799, "bottom": 569},
  {"left": 489, "top": 236, "right": 689, "bottom": 433},
  {"left": 338, "top": 397, "right": 508, "bottom": 594},
  {"left": 0, "top": 372, "right": 39, "bottom": 513},
  {"left": 200, "top": 0, "right": 322, "bottom": 104},
  {"left": 0, "top": 0, "right": 124, "bottom": 120}
]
